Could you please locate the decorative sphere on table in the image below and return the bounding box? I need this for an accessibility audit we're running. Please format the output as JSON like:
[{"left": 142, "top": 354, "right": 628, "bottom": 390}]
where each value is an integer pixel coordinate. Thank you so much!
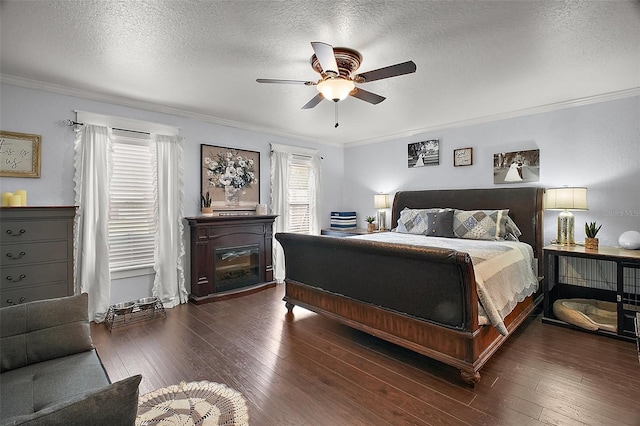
[{"left": 618, "top": 230, "right": 640, "bottom": 250}]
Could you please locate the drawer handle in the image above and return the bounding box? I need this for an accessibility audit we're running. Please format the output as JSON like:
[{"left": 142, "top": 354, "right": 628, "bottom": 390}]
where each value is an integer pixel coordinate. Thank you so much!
[
  {"left": 6, "top": 229, "right": 26, "bottom": 237},
  {"left": 6, "top": 251, "right": 26, "bottom": 260},
  {"left": 6, "top": 297, "right": 26, "bottom": 306},
  {"left": 6, "top": 274, "right": 26, "bottom": 283}
]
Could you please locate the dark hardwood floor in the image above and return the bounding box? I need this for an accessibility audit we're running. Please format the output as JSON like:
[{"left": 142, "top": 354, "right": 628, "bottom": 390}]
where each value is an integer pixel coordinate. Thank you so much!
[{"left": 91, "top": 284, "right": 640, "bottom": 425}]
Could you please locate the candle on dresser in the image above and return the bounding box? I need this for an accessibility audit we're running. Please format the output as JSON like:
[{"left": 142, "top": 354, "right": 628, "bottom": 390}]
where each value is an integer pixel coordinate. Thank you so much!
[
  {"left": 1, "top": 192, "right": 13, "bottom": 207},
  {"left": 9, "top": 194, "right": 23, "bottom": 207},
  {"left": 14, "top": 189, "right": 27, "bottom": 206}
]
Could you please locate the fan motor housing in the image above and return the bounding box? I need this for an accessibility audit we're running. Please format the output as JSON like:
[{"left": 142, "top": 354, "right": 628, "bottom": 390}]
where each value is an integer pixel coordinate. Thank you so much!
[{"left": 310, "top": 47, "right": 363, "bottom": 79}]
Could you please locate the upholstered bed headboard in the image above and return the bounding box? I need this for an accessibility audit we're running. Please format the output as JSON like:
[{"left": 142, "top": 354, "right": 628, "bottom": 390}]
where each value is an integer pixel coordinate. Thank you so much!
[{"left": 391, "top": 187, "right": 545, "bottom": 266}]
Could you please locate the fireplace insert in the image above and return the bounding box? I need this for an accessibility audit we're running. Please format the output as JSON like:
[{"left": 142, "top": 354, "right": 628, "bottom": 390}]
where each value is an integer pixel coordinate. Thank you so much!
[{"left": 214, "top": 245, "right": 260, "bottom": 293}]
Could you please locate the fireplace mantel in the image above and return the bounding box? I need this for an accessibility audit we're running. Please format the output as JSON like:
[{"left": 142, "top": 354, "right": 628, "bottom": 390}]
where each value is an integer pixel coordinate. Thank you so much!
[{"left": 185, "top": 214, "right": 277, "bottom": 304}]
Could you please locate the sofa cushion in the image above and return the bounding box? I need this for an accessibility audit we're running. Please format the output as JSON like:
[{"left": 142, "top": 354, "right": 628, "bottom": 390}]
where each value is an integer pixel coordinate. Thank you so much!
[
  {"left": 1, "top": 294, "right": 93, "bottom": 372},
  {"left": 1, "top": 351, "right": 110, "bottom": 418},
  {"left": 5, "top": 374, "right": 142, "bottom": 426}
]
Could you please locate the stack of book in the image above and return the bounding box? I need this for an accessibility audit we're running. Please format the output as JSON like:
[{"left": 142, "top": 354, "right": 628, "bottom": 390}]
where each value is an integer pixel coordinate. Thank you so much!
[{"left": 330, "top": 211, "right": 357, "bottom": 229}]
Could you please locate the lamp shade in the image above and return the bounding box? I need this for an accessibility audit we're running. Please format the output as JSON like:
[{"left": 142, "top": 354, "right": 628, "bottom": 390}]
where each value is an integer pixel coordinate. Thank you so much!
[
  {"left": 545, "top": 187, "right": 588, "bottom": 210},
  {"left": 316, "top": 77, "right": 355, "bottom": 101},
  {"left": 374, "top": 194, "right": 390, "bottom": 209}
]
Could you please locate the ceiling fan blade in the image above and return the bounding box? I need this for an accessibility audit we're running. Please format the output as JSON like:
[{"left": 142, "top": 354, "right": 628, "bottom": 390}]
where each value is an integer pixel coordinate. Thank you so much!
[
  {"left": 311, "top": 42, "right": 339, "bottom": 75},
  {"left": 355, "top": 60, "right": 417, "bottom": 83},
  {"left": 256, "top": 78, "right": 315, "bottom": 85},
  {"left": 350, "top": 88, "right": 385, "bottom": 105},
  {"left": 301, "top": 93, "right": 324, "bottom": 109}
]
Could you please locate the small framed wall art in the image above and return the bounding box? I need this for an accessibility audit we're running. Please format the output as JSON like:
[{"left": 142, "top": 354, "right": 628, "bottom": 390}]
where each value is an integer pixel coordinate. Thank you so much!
[
  {"left": 201, "top": 144, "right": 260, "bottom": 210},
  {"left": 453, "top": 147, "right": 473, "bottom": 167},
  {"left": 0, "top": 130, "right": 41, "bottom": 177},
  {"left": 408, "top": 139, "right": 439, "bottom": 167}
]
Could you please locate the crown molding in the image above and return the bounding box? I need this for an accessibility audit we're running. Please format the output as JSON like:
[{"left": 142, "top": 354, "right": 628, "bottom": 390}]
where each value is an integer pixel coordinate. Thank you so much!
[
  {"left": 2, "top": 74, "right": 637, "bottom": 148},
  {"left": 345, "top": 87, "right": 640, "bottom": 147},
  {"left": 0, "top": 74, "right": 345, "bottom": 146}
]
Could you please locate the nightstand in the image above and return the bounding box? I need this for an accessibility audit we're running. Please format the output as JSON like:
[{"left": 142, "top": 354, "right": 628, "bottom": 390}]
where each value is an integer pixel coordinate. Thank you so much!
[{"left": 543, "top": 244, "right": 640, "bottom": 341}]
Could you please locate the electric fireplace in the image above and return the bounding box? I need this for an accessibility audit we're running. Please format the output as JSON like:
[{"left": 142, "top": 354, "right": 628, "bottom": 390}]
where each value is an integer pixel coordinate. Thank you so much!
[{"left": 186, "top": 214, "right": 276, "bottom": 304}]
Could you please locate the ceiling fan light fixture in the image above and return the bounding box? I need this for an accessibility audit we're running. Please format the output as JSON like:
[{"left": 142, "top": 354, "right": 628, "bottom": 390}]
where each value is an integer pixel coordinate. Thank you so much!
[{"left": 316, "top": 77, "right": 355, "bottom": 102}]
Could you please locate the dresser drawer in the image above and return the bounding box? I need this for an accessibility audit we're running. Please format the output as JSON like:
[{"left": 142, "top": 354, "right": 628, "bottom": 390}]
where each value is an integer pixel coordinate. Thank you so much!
[
  {"left": 1, "top": 219, "right": 70, "bottom": 243},
  {"left": 1, "top": 282, "right": 70, "bottom": 308},
  {"left": 1, "top": 241, "right": 68, "bottom": 265},
  {"left": 1, "top": 262, "right": 68, "bottom": 289}
]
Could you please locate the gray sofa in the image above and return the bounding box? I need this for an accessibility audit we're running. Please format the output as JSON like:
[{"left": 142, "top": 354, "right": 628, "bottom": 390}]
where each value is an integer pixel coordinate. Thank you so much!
[{"left": 0, "top": 294, "right": 141, "bottom": 426}]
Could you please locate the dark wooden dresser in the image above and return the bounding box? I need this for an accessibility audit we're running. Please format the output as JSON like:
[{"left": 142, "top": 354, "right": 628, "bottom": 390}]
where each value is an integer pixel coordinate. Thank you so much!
[
  {"left": 185, "top": 214, "right": 277, "bottom": 304},
  {"left": 0, "top": 206, "right": 76, "bottom": 307}
]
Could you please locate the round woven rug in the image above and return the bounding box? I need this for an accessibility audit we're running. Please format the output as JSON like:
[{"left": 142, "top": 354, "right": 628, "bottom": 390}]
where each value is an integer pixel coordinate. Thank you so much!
[{"left": 136, "top": 380, "right": 249, "bottom": 426}]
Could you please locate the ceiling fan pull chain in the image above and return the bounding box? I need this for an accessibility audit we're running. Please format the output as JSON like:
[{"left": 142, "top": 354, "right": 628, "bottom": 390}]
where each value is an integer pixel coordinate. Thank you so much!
[{"left": 334, "top": 101, "right": 339, "bottom": 128}]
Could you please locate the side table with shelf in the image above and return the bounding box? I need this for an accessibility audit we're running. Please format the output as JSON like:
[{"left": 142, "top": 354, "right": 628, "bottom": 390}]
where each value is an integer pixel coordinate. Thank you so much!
[{"left": 543, "top": 244, "right": 640, "bottom": 341}]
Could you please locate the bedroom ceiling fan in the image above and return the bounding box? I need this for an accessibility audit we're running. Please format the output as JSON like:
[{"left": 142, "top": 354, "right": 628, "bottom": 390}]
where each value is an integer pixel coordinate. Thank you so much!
[{"left": 257, "top": 42, "right": 416, "bottom": 126}]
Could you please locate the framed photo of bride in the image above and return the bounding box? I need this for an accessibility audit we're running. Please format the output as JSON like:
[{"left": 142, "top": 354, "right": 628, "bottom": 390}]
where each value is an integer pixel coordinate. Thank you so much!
[
  {"left": 493, "top": 149, "right": 540, "bottom": 184},
  {"left": 408, "top": 140, "right": 439, "bottom": 168}
]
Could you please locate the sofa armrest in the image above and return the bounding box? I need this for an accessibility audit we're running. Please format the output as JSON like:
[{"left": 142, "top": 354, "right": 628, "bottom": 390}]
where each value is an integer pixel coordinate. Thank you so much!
[
  {"left": 3, "top": 374, "right": 142, "bottom": 426},
  {"left": 1, "top": 294, "right": 93, "bottom": 372}
]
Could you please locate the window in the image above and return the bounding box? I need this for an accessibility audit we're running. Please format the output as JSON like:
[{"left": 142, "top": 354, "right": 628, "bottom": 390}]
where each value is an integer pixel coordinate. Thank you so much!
[
  {"left": 288, "top": 154, "right": 312, "bottom": 234},
  {"left": 108, "top": 130, "right": 157, "bottom": 274}
]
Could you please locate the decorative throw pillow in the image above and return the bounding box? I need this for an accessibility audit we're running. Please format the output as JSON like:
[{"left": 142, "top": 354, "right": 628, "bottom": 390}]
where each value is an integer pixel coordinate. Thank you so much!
[
  {"left": 395, "top": 208, "right": 450, "bottom": 234},
  {"left": 424, "top": 210, "right": 455, "bottom": 237},
  {"left": 453, "top": 209, "right": 509, "bottom": 240},
  {"left": 505, "top": 216, "right": 523, "bottom": 241}
]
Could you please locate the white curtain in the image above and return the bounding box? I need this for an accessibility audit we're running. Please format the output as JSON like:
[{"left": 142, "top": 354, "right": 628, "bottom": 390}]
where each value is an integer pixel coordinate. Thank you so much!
[
  {"left": 270, "top": 143, "right": 321, "bottom": 282},
  {"left": 73, "top": 125, "right": 112, "bottom": 322},
  {"left": 153, "top": 134, "right": 187, "bottom": 307},
  {"left": 271, "top": 149, "right": 290, "bottom": 283},
  {"left": 308, "top": 154, "right": 322, "bottom": 236}
]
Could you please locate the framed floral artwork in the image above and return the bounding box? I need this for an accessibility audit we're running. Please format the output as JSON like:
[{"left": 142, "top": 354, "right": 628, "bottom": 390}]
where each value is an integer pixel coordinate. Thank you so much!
[{"left": 201, "top": 145, "right": 260, "bottom": 210}]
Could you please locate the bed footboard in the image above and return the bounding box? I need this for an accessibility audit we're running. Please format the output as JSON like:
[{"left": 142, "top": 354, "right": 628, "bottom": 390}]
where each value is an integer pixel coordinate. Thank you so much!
[
  {"left": 276, "top": 232, "right": 479, "bottom": 331},
  {"left": 275, "top": 232, "right": 539, "bottom": 386}
]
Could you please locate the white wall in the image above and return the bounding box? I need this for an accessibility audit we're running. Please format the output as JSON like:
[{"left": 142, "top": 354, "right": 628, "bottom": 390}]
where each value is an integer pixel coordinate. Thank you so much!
[
  {"left": 2, "top": 83, "right": 638, "bottom": 303},
  {"left": 0, "top": 83, "right": 344, "bottom": 303},
  {"left": 344, "top": 96, "right": 640, "bottom": 248}
]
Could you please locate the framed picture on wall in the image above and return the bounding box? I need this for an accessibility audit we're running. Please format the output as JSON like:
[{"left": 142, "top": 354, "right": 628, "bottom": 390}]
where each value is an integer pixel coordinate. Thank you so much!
[
  {"left": 453, "top": 147, "right": 473, "bottom": 167},
  {"left": 0, "top": 130, "right": 41, "bottom": 178},
  {"left": 493, "top": 149, "right": 540, "bottom": 184},
  {"left": 408, "top": 139, "right": 439, "bottom": 167},
  {"left": 201, "top": 145, "right": 260, "bottom": 210}
]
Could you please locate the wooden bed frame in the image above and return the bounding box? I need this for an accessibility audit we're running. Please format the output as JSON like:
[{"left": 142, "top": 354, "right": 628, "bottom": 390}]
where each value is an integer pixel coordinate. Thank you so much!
[{"left": 276, "top": 187, "right": 544, "bottom": 385}]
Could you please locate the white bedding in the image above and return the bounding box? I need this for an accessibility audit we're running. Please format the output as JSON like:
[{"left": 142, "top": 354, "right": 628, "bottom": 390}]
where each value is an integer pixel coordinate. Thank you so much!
[{"left": 351, "top": 232, "right": 538, "bottom": 335}]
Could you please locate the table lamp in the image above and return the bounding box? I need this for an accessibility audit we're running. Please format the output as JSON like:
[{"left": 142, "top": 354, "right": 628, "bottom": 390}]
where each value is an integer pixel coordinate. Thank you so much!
[
  {"left": 374, "top": 194, "right": 390, "bottom": 231},
  {"left": 545, "top": 187, "right": 588, "bottom": 245}
]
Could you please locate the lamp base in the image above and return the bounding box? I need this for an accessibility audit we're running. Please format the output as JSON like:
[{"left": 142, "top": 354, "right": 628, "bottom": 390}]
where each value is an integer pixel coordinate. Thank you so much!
[
  {"left": 557, "top": 210, "right": 575, "bottom": 245},
  {"left": 377, "top": 210, "right": 387, "bottom": 231}
]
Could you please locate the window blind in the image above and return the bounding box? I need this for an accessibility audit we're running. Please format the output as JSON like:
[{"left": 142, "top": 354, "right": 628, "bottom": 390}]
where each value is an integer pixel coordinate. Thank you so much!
[
  {"left": 108, "top": 132, "right": 157, "bottom": 272},
  {"left": 288, "top": 154, "right": 312, "bottom": 234}
]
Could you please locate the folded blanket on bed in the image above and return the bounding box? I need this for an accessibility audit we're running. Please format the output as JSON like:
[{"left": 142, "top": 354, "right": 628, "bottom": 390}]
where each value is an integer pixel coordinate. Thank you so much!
[{"left": 352, "top": 233, "right": 538, "bottom": 335}]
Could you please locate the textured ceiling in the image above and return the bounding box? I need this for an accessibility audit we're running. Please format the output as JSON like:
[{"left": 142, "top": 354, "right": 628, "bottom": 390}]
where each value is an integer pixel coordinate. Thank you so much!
[{"left": 1, "top": 1, "right": 639, "bottom": 145}]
